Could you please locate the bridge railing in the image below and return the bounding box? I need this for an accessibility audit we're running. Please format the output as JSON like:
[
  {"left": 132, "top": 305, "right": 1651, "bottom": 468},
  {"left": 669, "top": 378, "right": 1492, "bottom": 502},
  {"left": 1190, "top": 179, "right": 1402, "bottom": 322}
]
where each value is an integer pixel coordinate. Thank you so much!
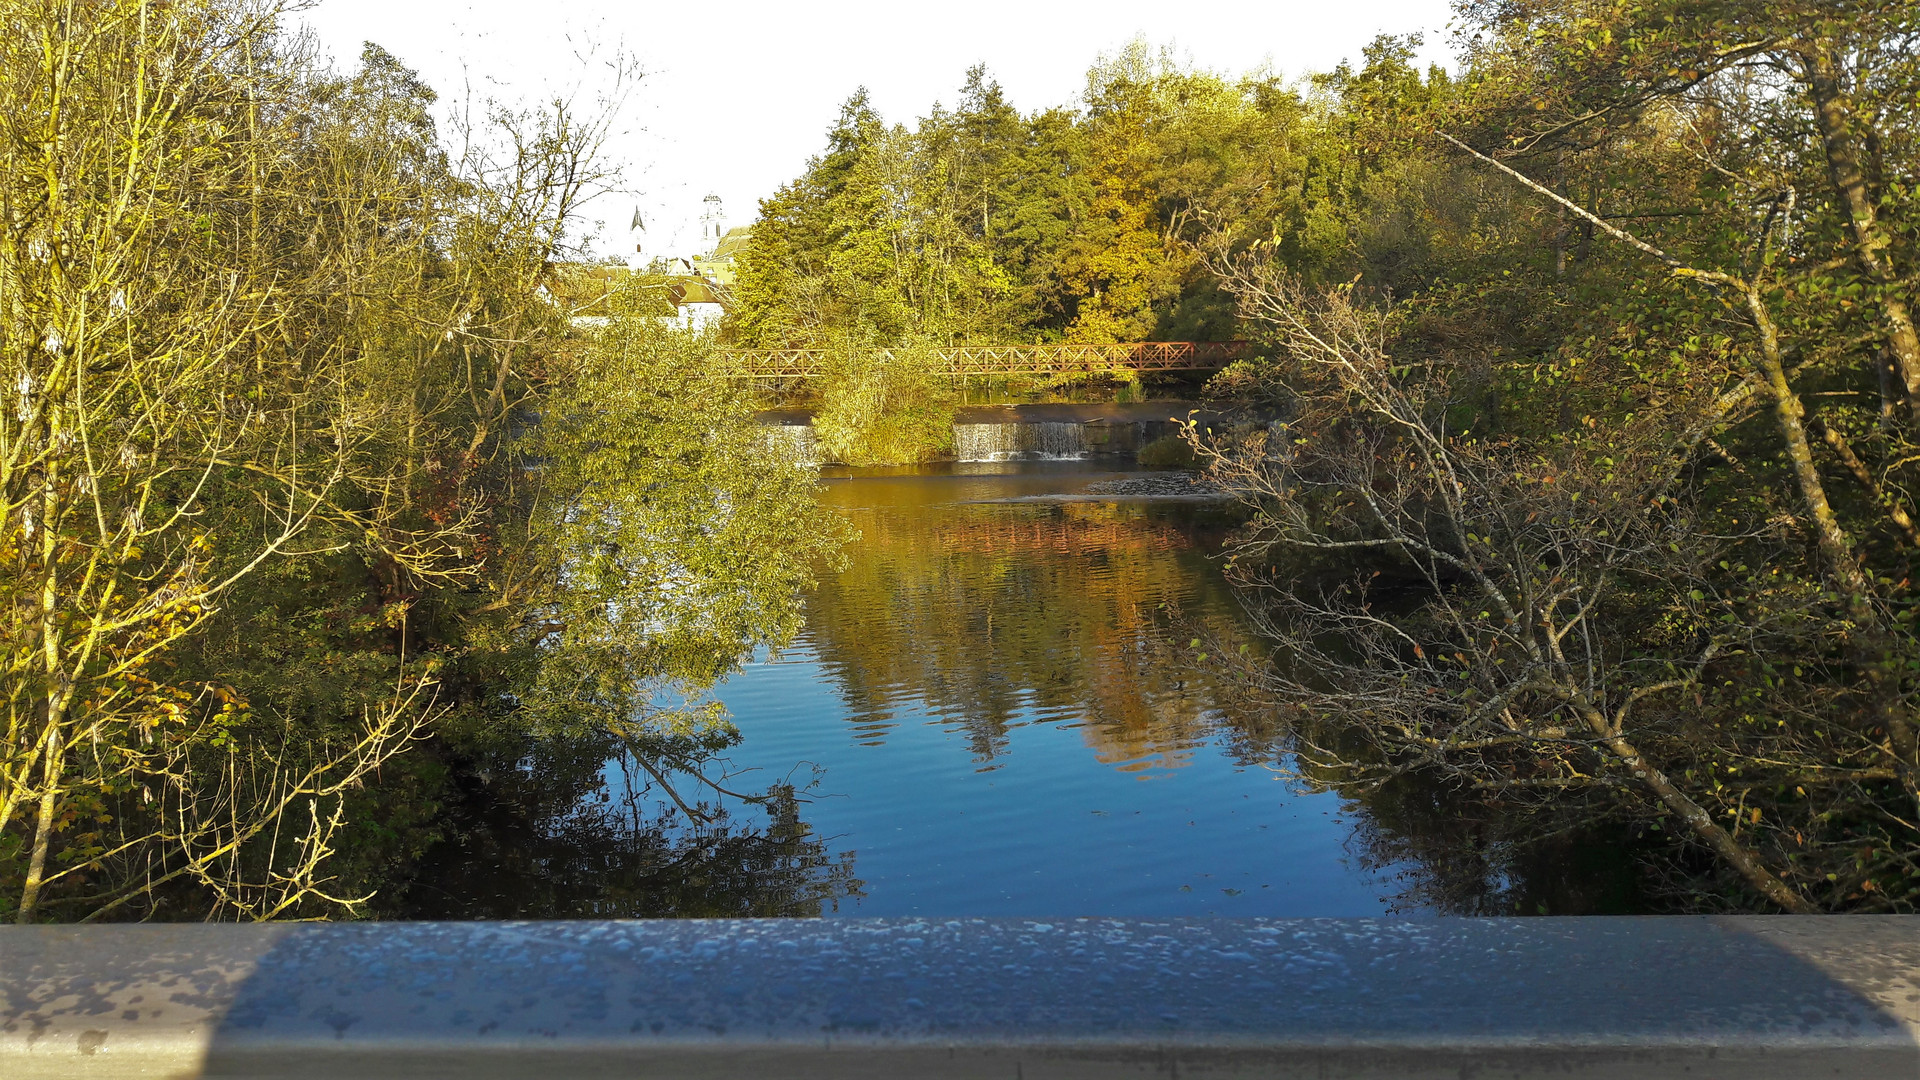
[
  {"left": 714, "top": 340, "right": 1252, "bottom": 379},
  {"left": 4, "top": 916, "right": 1916, "bottom": 1078}
]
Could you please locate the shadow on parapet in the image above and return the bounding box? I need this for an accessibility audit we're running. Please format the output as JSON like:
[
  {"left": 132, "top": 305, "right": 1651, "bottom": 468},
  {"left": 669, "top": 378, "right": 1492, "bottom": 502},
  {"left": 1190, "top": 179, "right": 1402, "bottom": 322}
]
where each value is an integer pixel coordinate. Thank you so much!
[
  {"left": 149, "top": 917, "right": 1917, "bottom": 1077},
  {"left": 3, "top": 917, "right": 1914, "bottom": 1077}
]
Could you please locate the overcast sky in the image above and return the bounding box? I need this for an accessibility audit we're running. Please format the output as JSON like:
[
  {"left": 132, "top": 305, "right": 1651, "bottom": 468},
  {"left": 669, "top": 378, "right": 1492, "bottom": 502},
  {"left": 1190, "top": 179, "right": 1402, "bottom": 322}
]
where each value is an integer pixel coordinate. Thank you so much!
[{"left": 295, "top": 0, "right": 1458, "bottom": 260}]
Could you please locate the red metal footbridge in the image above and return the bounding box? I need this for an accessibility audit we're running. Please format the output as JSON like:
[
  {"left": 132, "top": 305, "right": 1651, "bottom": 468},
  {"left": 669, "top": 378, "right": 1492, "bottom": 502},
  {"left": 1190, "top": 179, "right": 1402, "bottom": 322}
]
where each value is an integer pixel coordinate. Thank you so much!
[{"left": 714, "top": 341, "right": 1251, "bottom": 379}]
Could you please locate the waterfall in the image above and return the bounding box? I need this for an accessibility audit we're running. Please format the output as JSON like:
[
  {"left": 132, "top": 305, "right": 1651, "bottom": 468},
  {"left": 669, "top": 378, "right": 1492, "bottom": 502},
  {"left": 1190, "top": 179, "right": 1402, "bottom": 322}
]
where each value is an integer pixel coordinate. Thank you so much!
[
  {"left": 1026, "top": 421, "right": 1090, "bottom": 458},
  {"left": 951, "top": 424, "right": 1011, "bottom": 461},
  {"left": 759, "top": 423, "right": 820, "bottom": 466},
  {"left": 952, "top": 421, "right": 1088, "bottom": 462}
]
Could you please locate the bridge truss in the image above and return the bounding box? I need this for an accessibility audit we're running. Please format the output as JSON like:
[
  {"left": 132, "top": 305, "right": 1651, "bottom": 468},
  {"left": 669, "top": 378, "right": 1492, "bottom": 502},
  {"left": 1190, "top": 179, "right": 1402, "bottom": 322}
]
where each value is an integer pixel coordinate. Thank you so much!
[{"left": 714, "top": 341, "right": 1251, "bottom": 379}]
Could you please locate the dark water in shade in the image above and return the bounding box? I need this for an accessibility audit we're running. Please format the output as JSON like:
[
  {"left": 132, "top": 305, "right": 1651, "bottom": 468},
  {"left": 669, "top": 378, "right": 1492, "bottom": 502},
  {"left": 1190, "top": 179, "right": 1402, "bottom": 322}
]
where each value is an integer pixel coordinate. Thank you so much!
[{"left": 704, "top": 460, "right": 1420, "bottom": 917}]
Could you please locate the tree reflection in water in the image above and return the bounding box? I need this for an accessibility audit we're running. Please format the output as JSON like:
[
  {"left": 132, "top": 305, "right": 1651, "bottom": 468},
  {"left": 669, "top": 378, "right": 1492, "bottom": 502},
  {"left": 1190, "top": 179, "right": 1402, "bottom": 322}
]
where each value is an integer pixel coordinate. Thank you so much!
[
  {"left": 373, "top": 732, "right": 862, "bottom": 919},
  {"left": 805, "top": 492, "right": 1279, "bottom": 772},
  {"left": 1339, "top": 775, "right": 1653, "bottom": 915},
  {"left": 377, "top": 468, "right": 1652, "bottom": 917},
  {"left": 795, "top": 468, "right": 1650, "bottom": 914}
]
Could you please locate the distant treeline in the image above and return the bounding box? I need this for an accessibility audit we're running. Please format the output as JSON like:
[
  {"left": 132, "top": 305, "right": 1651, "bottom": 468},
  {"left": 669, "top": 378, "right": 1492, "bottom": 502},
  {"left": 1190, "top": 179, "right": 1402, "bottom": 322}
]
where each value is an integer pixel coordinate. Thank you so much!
[
  {"left": 745, "top": 0, "right": 1920, "bottom": 912},
  {"left": 729, "top": 38, "right": 1460, "bottom": 348}
]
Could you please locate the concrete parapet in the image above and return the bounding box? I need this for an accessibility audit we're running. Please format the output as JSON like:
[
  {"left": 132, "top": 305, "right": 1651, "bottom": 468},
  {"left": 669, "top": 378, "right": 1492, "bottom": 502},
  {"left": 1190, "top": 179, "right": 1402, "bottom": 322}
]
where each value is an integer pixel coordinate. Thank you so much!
[{"left": 4, "top": 916, "right": 1916, "bottom": 1078}]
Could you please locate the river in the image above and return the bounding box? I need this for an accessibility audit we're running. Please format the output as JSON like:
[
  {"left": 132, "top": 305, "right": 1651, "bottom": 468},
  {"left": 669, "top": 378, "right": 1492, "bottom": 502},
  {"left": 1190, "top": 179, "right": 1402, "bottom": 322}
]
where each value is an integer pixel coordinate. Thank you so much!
[
  {"left": 383, "top": 458, "right": 1646, "bottom": 919},
  {"left": 706, "top": 459, "right": 1412, "bottom": 916}
]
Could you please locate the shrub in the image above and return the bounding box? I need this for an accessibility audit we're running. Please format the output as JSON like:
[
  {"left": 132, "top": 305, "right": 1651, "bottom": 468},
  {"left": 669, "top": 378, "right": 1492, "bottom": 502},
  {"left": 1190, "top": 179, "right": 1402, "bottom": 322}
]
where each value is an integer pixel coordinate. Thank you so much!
[
  {"left": 813, "top": 342, "right": 956, "bottom": 464},
  {"left": 1136, "top": 433, "right": 1199, "bottom": 468}
]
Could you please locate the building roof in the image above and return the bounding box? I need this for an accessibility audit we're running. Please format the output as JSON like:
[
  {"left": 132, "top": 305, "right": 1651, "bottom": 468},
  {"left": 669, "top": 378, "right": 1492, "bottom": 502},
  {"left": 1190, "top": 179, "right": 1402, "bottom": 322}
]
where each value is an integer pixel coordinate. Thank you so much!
[
  {"left": 544, "top": 264, "right": 730, "bottom": 318},
  {"left": 712, "top": 226, "right": 753, "bottom": 260}
]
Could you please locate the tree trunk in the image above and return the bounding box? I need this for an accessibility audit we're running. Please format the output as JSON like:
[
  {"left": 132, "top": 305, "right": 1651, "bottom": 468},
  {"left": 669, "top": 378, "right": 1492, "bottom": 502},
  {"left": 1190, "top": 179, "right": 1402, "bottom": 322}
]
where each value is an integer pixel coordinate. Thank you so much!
[
  {"left": 1746, "top": 291, "right": 1873, "bottom": 601},
  {"left": 1607, "top": 732, "right": 1814, "bottom": 912},
  {"left": 1745, "top": 287, "right": 1920, "bottom": 804},
  {"left": 1817, "top": 419, "right": 1920, "bottom": 548},
  {"left": 1806, "top": 47, "right": 1920, "bottom": 422},
  {"left": 1878, "top": 346, "right": 1901, "bottom": 430},
  {"left": 15, "top": 727, "right": 63, "bottom": 924},
  {"left": 1575, "top": 699, "right": 1813, "bottom": 912}
]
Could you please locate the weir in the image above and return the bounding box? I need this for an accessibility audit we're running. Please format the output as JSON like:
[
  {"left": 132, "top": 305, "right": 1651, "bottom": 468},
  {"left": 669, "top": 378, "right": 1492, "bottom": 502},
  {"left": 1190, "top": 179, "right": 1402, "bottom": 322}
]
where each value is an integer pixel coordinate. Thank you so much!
[
  {"left": 951, "top": 420, "right": 1089, "bottom": 461},
  {"left": 758, "top": 402, "right": 1216, "bottom": 465},
  {"left": 758, "top": 421, "right": 820, "bottom": 466},
  {"left": 3, "top": 917, "right": 1914, "bottom": 1078}
]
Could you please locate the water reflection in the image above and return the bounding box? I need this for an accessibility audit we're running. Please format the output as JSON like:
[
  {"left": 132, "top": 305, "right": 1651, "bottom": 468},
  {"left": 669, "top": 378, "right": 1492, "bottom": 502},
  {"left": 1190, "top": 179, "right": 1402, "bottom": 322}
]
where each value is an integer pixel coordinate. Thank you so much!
[
  {"left": 710, "top": 461, "right": 1649, "bottom": 916},
  {"left": 373, "top": 733, "right": 862, "bottom": 919},
  {"left": 702, "top": 463, "right": 1405, "bottom": 916},
  {"left": 380, "top": 462, "right": 1649, "bottom": 918},
  {"left": 804, "top": 470, "right": 1274, "bottom": 774},
  {"left": 1345, "top": 775, "right": 1651, "bottom": 915}
]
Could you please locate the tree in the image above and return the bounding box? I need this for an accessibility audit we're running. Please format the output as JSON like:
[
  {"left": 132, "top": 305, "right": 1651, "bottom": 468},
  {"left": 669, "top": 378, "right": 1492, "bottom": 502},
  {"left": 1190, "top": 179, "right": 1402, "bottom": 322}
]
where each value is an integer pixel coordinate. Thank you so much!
[
  {"left": 1182, "top": 1, "right": 1919, "bottom": 911},
  {"left": 731, "top": 91, "right": 914, "bottom": 346},
  {"left": 1455, "top": 0, "right": 1920, "bottom": 417},
  {"left": 729, "top": 51, "right": 1325, "bottom": 350},
  {"left": 0, "top": 0, "right": 837, "bottom": 923},
  {"left": 505, "top": 308, "right": 851, "bottom": 813},
  {"left": 1196, "top": 268, "right": 1834, "bottom": 909},
  {"left": 0, "top": 0, "right": 441, "bottom": 923}
]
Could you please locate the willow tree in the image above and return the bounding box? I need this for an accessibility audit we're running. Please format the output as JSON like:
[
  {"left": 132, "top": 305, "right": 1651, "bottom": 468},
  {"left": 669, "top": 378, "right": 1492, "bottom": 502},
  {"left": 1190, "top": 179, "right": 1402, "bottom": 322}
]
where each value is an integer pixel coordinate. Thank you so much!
[{"left": 503, "top": 305, "right": 852, "bottom": 819}]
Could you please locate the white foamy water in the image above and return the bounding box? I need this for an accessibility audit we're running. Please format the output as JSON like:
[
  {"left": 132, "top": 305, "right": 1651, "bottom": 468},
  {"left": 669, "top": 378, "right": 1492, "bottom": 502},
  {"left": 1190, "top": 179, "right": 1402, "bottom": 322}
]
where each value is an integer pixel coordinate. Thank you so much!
[
  {"left": 951, "top": 421, "right": 1088, "bottom": 462},
  {"left": 759, "top": 423, "right": 820, "bottom": 466}
]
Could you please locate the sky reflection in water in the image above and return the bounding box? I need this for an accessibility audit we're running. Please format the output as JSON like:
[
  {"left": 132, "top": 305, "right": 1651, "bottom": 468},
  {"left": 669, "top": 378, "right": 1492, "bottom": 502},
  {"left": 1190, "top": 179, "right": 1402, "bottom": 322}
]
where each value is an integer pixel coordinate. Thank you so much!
[{"left": 709, "top": 460, "right": 1418, "bottom": 917}]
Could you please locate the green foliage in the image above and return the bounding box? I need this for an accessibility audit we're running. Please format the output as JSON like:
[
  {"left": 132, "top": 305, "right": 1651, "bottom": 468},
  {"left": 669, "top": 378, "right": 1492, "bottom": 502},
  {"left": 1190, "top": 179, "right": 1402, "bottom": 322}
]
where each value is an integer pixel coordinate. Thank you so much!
[
  {"left": 1190, "top": 0, "right": 1920, "bottom": 912},
  {"left": 1135, "top": 434, "right": 1199, "bottom": 469},
  {"left": 812, "top": 342, "right": 958, "bottom": 465},
  {"left": 520, "top": 315, "right": 852, "bottom": 739},
  {"left": 11, "top": 0, "right": 1913, "bottom": 921},
  {"left": 730, "top": 44, "right": 1414, "bottom": 349},
  {"left": 0, "top": 1, "right": 850, "bottom": 922}
]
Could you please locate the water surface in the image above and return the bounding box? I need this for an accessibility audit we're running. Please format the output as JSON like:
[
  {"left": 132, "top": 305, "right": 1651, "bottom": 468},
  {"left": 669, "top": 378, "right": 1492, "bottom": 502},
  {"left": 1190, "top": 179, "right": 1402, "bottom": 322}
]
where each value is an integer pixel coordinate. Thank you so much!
[
  {"left": 383, "top": 459, "right": 1646, "bottom": 919},
  {"left": 708, "top": 460, "right": 1416, "bottom": 916}
]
